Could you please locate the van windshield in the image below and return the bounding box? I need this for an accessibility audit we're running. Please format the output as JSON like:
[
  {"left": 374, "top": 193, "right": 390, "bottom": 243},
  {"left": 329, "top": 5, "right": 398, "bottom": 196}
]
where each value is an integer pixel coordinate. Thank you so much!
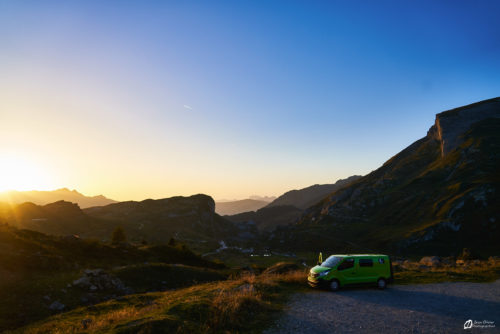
[{"left": 322, "top": 256, "right": 343, "bottom": 268}]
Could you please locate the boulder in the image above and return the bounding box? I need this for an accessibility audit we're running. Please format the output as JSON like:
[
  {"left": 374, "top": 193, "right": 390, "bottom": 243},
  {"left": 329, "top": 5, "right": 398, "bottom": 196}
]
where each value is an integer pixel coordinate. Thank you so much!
[
  {"left": 49, "top": 301, "right": 65, "bottom": 311},
  {"left": 73, "top": 276, "right": 91, "bottom": 288},
  {"left": 72, "top": 269, "right": 128, "bottom": 292}
]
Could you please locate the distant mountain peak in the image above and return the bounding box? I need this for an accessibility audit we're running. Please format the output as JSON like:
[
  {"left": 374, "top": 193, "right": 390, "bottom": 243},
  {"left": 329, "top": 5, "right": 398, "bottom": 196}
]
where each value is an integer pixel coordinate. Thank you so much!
[{"left": 0, "top": 189, "right": 117, "bottom": 209}]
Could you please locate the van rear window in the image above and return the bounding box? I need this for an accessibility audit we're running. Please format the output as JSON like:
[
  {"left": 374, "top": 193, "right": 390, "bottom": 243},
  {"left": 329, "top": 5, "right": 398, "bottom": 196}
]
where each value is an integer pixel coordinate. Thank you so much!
[{"left": 359, "top": 259, "right": 373, "bottom": 267}]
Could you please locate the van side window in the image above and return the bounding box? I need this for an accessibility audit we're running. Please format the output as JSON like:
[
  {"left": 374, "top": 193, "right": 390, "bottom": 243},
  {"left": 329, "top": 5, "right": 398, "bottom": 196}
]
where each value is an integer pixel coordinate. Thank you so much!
[
  {"left": 337, "top": 258, "right": 354, "bottom": 271},
  {"left": 359, "top": 259, "right": 373, "bottom": 267}
]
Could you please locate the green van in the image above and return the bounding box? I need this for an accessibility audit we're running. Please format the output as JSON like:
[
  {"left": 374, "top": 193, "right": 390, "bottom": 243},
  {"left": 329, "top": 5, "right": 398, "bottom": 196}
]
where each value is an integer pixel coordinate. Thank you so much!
[{"left": 308, "top": 254, "right": 393, "bottom": 291}]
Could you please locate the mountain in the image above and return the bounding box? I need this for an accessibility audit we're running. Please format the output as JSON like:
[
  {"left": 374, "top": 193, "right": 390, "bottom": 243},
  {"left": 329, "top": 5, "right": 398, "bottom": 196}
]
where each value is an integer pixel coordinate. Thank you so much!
[
  {"left": 215, "top": 199, "right": 269, "bottom": 215},
  {"left": 226, "top": 205, "right": 303, "bottom": 231},
  {"left": 226, "top": 176, "right": 362, "bottom": 231},
  {"left": 83, "top": 194, "right": 256, "bottom": 247},
  {"left": 269, "top": 97, "right": 500, "bottom": 257},
  {"left": 249, "top": 195, "right": 277, "bottom": 202},
  {"left": 0, "top": 200, "right": 110, "bottom": 237},
  {"left": 0, "top": 188, "right": 117, "bottom": 208},
  {"left": 0, "top": 194, "right": 256, "bottom": 248},
  {"left": 266, "top": 176, "right": 362, "bottom": 209}
]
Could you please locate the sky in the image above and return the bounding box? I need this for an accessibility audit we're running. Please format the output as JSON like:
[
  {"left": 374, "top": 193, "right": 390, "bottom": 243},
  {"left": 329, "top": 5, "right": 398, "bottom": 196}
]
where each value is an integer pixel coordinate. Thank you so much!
[{"left": 0, "top": 0, "right": 499, "bottom": 201}]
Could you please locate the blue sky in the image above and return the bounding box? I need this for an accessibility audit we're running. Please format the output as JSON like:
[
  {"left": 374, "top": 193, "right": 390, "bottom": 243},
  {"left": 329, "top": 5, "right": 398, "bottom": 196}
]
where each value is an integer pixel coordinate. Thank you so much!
[{"left": 1, "top": 1, "right": 499, "bottom": 200}]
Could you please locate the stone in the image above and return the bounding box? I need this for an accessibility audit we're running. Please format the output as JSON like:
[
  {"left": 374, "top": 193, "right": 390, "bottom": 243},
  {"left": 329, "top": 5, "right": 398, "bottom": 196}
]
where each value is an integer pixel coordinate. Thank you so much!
[
  {"left": 73, "top": 276, "right": 91, "bottom": 287},
  {"left": 49, "top": 301, "right": 65, "bottom": 311}
]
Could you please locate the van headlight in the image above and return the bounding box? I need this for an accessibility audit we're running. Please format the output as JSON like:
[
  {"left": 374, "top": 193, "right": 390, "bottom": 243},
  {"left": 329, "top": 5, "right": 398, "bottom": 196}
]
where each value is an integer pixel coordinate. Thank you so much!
[{"left": 319, "top": 270, "right": 330, "bottom": 277}]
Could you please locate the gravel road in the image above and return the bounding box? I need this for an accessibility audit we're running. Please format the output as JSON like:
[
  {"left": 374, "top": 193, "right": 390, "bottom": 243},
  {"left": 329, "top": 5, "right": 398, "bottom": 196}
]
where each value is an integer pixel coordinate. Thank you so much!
[{"left": 264, "top": 280, "right": 500, "bottom": 333}]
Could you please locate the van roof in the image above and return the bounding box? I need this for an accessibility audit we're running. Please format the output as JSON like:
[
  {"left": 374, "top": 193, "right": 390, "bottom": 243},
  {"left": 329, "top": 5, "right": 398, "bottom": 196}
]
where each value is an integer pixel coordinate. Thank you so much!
[{"left": 330, "top": 254, "right": 388, "bottom": 257}]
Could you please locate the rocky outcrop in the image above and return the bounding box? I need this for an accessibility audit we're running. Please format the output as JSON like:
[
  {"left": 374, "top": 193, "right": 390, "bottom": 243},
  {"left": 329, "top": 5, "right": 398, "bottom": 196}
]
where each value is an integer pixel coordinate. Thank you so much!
[
  {"left": 428, "top": 97, "right": 500, "bottom": 156},
  {"left": 71, "top": 269, "right": 131, "bottom": 293}
]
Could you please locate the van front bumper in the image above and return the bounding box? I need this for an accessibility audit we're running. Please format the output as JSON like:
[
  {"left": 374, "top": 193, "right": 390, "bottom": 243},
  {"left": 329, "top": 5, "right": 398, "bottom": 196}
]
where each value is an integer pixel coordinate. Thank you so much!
[{"left": 307, "top": 276, "right": 327, "bottom": 288}]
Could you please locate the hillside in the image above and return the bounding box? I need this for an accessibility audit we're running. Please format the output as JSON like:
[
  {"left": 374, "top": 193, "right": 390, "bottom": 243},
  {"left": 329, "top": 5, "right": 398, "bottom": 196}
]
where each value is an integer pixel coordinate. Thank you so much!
[
  {"left": 84, "top": 194, "right": 256, "bottom": 247},
  {"left": 0, "top": 200, "right": 111, "bottom": 237},
  {"left": 215, "top": 199, "right": 269, "bottom": 215},
  {"left": 0, "top": 195, "right": 256, "bottom": 249},
  {"left": 227, "top": 205, "right": 303, "bottom": 231},
  {"left": 0, "top": 188, "right": 116, "bottom": 208},
  {"left": 226, "top": 176, "right": 361, "bottom": 231},
  {"left": 269, "top": 97, "right": 500, "bottom": 257},
  {"left": 0, "top": 224, "right": 225, "bottom": 331},
  {"left": 266, "top": 176, "right": 362, "bottom": 209}
]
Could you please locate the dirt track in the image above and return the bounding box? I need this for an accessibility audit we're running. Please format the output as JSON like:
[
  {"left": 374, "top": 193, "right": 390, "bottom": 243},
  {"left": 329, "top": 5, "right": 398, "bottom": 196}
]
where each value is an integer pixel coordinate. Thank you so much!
[{"left": 264, "top": 280, "right": 500, "bottom": 333}]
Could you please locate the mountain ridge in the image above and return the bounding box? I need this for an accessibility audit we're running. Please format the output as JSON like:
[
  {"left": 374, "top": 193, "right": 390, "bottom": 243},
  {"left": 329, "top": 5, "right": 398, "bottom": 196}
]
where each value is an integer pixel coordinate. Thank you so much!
[
  {"left": 269, "top": 97, "right": 500, "bottom": 257},
  {"left": 0, "top": 188, "right": 117, "bottom": 208}
]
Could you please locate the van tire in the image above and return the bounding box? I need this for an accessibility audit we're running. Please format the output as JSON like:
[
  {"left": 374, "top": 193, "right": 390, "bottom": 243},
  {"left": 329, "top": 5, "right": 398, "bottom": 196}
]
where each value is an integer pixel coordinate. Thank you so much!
[
  {"left": 329, "top": 279, "right": 340, "bottom": 292},
  {"left": 377, "top": 278, "right": 387, "bottom": 290}
]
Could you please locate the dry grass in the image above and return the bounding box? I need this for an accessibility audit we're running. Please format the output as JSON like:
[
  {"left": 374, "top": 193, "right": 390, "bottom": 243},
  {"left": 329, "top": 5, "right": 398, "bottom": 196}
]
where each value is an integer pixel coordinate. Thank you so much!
[{"left": 14, "top": 269, "right": 307, "bottom": 334}]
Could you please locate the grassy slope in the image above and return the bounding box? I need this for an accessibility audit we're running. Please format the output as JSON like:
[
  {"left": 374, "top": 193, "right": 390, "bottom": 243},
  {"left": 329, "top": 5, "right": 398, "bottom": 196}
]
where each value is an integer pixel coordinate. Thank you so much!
[
  {"left": 11, "top": 271, "right": 307, "bottom": 334},
  {"left": 0, "top": 224, "right": 225, "bottom": 331}
]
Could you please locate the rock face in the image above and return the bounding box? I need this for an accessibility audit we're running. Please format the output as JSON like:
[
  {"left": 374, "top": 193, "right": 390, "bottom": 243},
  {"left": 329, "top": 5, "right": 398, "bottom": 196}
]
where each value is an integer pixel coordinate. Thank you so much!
[
  {"left": 428, "top": 97, "right": 500, "bottom": 156},
  {"left": 270, "top": 98, "right": 500, "bottom": 256}
]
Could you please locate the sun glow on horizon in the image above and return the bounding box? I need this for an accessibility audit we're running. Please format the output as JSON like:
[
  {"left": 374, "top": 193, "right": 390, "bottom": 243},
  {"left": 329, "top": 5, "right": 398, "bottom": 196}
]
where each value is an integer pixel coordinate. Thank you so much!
[{"left": 0, "top": 154, "right": 54, "bottom": 193}]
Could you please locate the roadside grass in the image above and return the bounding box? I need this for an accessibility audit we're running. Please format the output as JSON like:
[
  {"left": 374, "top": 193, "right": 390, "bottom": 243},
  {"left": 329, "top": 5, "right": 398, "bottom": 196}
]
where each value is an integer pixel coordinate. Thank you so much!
[
  {"left": 10, "top": 269, "right": 309, "bottom": 334},
  {"left": 393, "top": 260, "right": 500, "bottom": 284}
]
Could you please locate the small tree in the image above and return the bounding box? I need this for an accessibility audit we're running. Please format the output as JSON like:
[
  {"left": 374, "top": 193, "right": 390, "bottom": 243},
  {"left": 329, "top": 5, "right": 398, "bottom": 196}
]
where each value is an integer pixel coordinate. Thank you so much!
[{"left": 111, "top": 226, "right": 126, "bottom": 245}]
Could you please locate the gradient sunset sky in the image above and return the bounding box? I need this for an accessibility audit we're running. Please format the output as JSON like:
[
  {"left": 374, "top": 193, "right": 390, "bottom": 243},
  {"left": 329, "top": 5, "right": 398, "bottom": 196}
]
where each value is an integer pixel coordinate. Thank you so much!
[{"left": 1, "top": 1, "right": 499, "bottom": 201}]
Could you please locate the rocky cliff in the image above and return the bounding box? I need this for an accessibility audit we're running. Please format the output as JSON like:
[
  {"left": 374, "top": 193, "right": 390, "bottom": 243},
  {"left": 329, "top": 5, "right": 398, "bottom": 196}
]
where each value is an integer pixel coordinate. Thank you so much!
[{"left": 428, "top": 97, "right": 500, "bottom": 156}]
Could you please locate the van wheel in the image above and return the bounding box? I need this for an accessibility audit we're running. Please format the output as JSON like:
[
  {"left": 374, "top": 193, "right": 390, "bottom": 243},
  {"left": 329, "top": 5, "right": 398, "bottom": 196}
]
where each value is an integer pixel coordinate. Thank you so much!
[
  {"left": 377, "top": 278, "right": 387, "bottom": 290},
  {"left": 329, "top": 279, "right": 340, "bottom": 292}
]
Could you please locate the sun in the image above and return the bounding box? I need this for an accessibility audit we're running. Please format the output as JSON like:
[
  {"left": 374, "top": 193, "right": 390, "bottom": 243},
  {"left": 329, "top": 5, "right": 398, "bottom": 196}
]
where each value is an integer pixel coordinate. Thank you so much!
[{"left": 0, "top": 154, "right": 53, "bottom": 192}]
